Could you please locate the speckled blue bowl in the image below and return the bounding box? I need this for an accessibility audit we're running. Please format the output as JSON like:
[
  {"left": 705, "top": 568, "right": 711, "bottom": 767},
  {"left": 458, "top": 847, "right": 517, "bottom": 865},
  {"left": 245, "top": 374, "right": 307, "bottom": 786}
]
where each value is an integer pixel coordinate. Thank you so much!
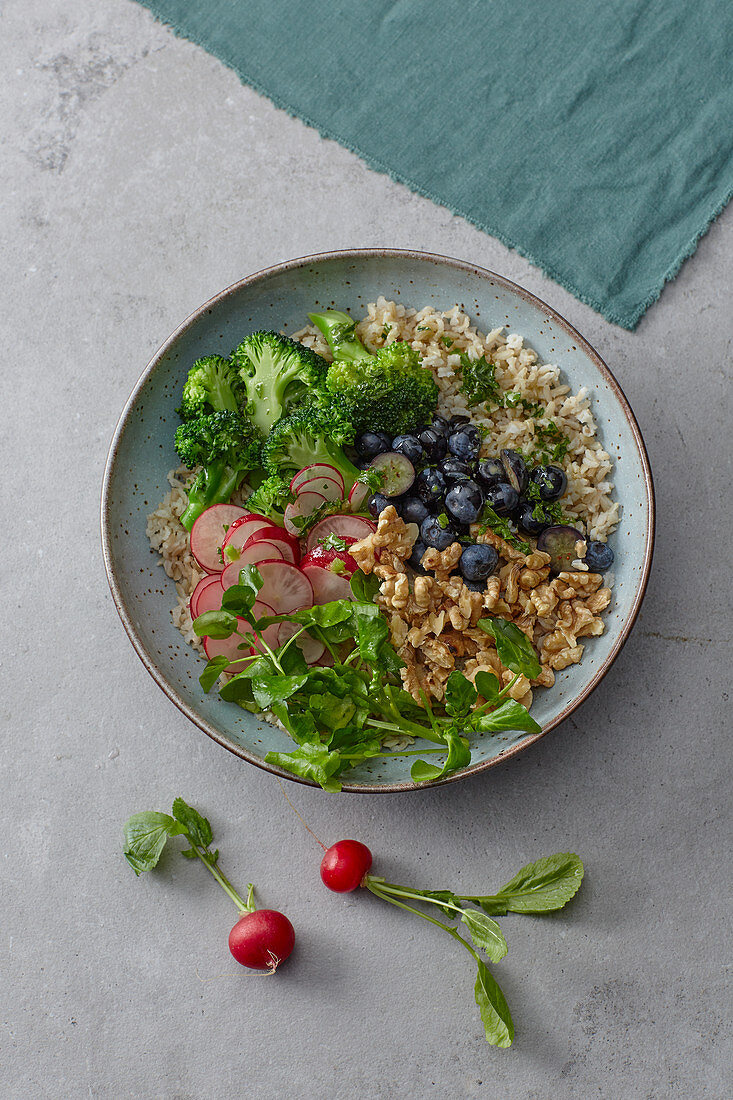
[{"left": 101, "top": 249, "right": 654, "bottom": 792}]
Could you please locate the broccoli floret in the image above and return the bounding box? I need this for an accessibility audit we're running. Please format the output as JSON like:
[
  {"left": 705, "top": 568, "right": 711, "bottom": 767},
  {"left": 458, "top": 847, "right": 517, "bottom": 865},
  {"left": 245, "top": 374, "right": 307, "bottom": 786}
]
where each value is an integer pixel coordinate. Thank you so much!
[
  {"left": 174, "top": 411, "right": 262, "bottom": 530},
  {"left": 232, "top": 331, "right": 329, "bottom": 439},
  {"left": 243, "top": 474, "right": 294, "bottom": 526},
  {"left": 177, "top": 355, "right": 246, "bottom": 420},
  {"left": 309, "top": 309, "right": 439, "bottom": 436},
  {"left": 308, "top": 309, "right": 370, "bottom": 362},
  {"left": 261, "top": 404, "right": 360, "bottom": 494}
]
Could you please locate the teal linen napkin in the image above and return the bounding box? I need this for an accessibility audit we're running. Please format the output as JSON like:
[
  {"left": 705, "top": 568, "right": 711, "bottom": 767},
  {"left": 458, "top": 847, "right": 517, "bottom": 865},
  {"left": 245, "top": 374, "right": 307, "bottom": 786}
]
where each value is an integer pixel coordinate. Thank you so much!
[{"left": 134, "top": 0, "right": 733, "bottom": 328}]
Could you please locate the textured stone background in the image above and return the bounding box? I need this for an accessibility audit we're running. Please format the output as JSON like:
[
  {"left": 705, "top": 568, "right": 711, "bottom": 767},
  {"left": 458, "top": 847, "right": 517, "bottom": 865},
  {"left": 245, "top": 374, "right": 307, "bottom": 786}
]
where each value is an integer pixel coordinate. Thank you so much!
[{"left": 2, "top": 1, "right": 731, "bottom": 1097}]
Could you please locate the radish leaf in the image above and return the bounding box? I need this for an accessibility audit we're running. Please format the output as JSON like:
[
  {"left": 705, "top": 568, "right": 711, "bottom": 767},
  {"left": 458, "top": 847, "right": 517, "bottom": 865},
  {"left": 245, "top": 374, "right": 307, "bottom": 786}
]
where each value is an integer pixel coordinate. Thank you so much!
[
  {"left": 474, "top": 961, "right": 514, "bottom": 1047},
  {"left": 123, "top": 812, "right": 186, "bottom": 875}
]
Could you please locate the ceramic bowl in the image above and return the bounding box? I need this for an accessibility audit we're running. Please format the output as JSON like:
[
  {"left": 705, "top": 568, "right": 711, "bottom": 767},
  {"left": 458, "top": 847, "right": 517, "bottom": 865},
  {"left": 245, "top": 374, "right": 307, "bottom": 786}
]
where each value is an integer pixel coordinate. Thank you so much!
[{"left": 101, "top": 249, "right": 654, "bottom": 792}]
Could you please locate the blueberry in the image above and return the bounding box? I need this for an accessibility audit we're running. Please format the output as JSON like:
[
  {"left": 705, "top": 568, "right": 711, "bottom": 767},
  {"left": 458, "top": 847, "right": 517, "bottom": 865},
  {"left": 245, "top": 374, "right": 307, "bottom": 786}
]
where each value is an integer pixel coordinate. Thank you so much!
[
  {"left": 463, "top": 577, "right": 487, "bottom": 592},
  {"left": 392, "top": 434, "right": 424, "bottom": 466},
  {"left": 448, "top": 425, "right": 482, "bottom": 462},
  {"left": 449, "top": 413, "right": 471, "bottom": 428},
  {"left": 408, "top": 538, "right": 428, "bottom": 573},
  {"left": 368, "top": 492, "right": 391, "bottom": 518},
  {"left": 484, "top": 481, "right": 519, "bottom": 516},
  {"left": 440, "top": 457, "right": 473, "bottom": 483},
  {"left": 355, "top": 431, "right": 392, "bottom": 460},
  {"left": 584, "top": 540, "right": 615, "bottom": 572},
  {"left": 420, "top": 515, "right": 457, "bottom": 551},
  {"left": 417, "top": 427, "right": 447, "bottom": 462},
  {"left": 516, "top": 499, "right": 549, "bottom": 536},
  {"left": 414, "top": 467, "right": 447, "bottom": 507},
  {"left": 500, "top": 449, "right": 528, "bottom": 495},
  {"left": 445, "top": 479, "right": 484, "bottom": 525},
  {"left": 398, "top": 496, "right": 430, "bottom": 525},
  {"left": 476, "top": 458, "right": 505, "bottom": 487},
  {"left": 430, "top": 415, "right": 451, "bottom": 437},
  {"left": 459, "top": 543, "right": 499, "bottom": 583},
  {"left": 528, "top": 464, "right": 567, "bottom": 501}
]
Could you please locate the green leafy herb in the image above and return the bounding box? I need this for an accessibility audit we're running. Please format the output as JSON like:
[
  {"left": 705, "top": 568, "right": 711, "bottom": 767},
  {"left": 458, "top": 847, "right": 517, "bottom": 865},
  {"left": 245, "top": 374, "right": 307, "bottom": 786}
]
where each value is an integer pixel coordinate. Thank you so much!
[
  {"left": 363, "top": 851, "right": 583, "bottom": 1047},
  {"left": 349, "top": 569, "right": 380, "bottom": 602},
  {"left": 356, "top": 465, "right": 387, "bottom": 493},
  {"left": 318, "top": 533, "right": 349, "bottom": 551},
  {"left": 123, "top": 797, "right": 256, "bottom": 915},
  {"left": 530, "top": 421, "right": 571, "bottom": 465},
  {"left": 381, "top": 323, "right": 393, "bottom": 339},
  {"left": 476, "top": 504, "right": 530, "bottom": 554},
  {"left": 525, "top": 480, "right": 570, "bottom": 526},
  {"left": 478, "top": 616, "right": 541, "bottom": 679}
]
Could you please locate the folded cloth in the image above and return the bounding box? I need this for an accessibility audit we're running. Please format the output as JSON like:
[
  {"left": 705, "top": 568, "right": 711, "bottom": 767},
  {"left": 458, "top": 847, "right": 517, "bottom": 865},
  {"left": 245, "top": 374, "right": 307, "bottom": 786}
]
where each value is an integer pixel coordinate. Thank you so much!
[{"left": 135, "top": 0, "right": 733, "bottom": 328}]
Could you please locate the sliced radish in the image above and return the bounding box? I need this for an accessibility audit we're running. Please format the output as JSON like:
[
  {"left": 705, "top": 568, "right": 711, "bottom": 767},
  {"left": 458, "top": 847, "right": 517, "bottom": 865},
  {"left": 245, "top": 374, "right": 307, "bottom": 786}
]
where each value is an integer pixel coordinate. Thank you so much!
[
  {"left": 276, "top": 621, "right": 326, "bottom": 666},
  {"left": 190, "top": 574, "right": 224, "bottom": 619},
  {"left": 283, "top": 490, "right": 328, "bottom": 535},
  {"left": 314, "top": 649, "right": 335, "bottom": 668},
  {"left": 301, "top": 563, "right": 355, "bottom": 604},
  {"left": 221, "top": 514, "right": 281, "bottom": 563},
  {"left": 305, "top": 515, "right": 377, "bottom": 554},
  {"left": 190, "top": 504, "right": 248, "bottom": 573},
  {"left": 290, "top": 464, "right": 345, "bottom": 496},
  {"left": 221, "top": 553, "right": 284, "bottom": 591},
  {"left": 243, "top": 527, "right": 300, "bottom": 564},
  {"left": 203, "top": 621, "right": 255, "bottom": 673},
  {"left": 348, "top": 480, "right": 370, "bottom": 512},
  {"left": 256, "top": 560, "right": 314, "bottom": 613},
  {"left": 295, "top": 475, "right": 343, "bottom": 502},
  {"left": 301, "top": 540, "right": 358, "bottom": 578},
  {"left": 222, "top": 541, "right": 287, "bottom": 575}
]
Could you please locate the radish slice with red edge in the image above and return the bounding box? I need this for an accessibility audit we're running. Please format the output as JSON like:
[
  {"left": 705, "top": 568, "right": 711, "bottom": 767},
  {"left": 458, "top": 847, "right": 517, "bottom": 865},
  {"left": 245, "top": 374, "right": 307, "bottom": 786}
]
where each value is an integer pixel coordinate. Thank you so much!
[
  {"left": 221, "top": 553, "right": 285, "bottom": 591},
  {"left": 202, "top": 621, "right": 253, "bottom": 672},
  {"left": 221, "top": 514, "right": 283, "bottom": 563},
  {"left": 243, "top": 527, "right": 300, "bottom": 564},
  {"left": 255, "top": 560, "right": 314, "bottom": 613},
  {"left": 301, "top": 563, "right": 355, "bottom": 604},
  {"left": 283, "top": 490, "right": 328, "bottom": 535},
  {"left": 348, "top": 480, "right": 370, "bottom": 513},
  {"left": 305, "top": 515, "right": 376, "bottom": 554},
  {"left": 190, "top": 574, "right": 224, "bottom": 619},
  {"left": 290, "top": 464, "right": 345, "bottom": 496},
  {"left": 190, "top": 504, "right": 248, "bottom": 573},
  {"left": 295, "top": 475, "right": 343, "bottom": 502}
]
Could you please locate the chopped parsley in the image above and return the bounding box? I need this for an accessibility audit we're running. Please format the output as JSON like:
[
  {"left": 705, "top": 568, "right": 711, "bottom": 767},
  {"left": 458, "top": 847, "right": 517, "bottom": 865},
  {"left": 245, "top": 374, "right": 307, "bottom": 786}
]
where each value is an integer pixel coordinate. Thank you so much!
[
  {"left": 530, "top": 421, "right": 571, "bottom": 465},
  {"left": 318, "top": 533, "right": 349, "bottom": 551},
  {"left": 356, "top": 466, "right": 387, "bottom": 492},
  {"left": 524, "top": 481, "right": 570, "bottom": 526},
  {"left": 381, "top": 323, "right": 393, "bottom": 340}
]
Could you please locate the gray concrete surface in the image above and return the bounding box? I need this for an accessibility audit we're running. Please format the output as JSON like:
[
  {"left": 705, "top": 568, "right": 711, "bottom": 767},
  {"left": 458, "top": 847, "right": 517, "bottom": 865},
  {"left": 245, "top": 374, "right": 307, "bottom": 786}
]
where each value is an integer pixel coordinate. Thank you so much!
[{"left": 3, "top": 1, "right": 732, "bottom": 1097}]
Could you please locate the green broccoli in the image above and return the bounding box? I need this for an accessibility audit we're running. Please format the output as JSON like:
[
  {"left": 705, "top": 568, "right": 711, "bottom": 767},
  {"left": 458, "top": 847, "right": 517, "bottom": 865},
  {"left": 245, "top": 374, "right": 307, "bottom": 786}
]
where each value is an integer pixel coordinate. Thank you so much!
[
  {"left": 232, "top": 331, "right": 329, "bottom": 439},
  {"left": 308, "top": 309, "right": 369, "bottom": 362},
  {"left": 243, "top": 474, "right": 294, "bottom": 525},
  {"left": 177, "top": 355, "right": 246, "bottom": 420},
  {"left": 261, "top": 403, "right": 360, "bottom": 494},
  {"left": 309, "top": 310, "right": 439, "bottom": 435},
  {"left": 174, "top": 411, "right": 262, "bottom": 530}
]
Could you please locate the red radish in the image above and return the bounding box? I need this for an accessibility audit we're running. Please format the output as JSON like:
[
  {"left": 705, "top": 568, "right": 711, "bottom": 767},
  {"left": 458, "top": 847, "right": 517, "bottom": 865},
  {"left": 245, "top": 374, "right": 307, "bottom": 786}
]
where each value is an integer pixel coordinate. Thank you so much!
[
  {"left": 190, "top": 504, "right": 248, "bottom": 573},
  {"left": 228, "top": 909, "right": 295, "bottom": 971},
  {"left": 305, "top": 515, "right": 376, "bottom": 554},
  {"left": 295, "top": 475, "right": 343, "bottom": 502},
  {"left": 244, "top": 526, "right": 301, "bottom": 564},
  {"left": 290, "top": 464, "right": 345, "bottom": 496},
  {"left": 348, "top": 480, "right": 370, "bottom": 512},
  {"left": 203, "top": 621, "right": 254, "bottom": 672},
  {"left": 190, "top": 574, "right": 224, "bottom": 619},
  {"left": 301, "top": 565, "right": 355, "bottom": 605},
  {"left": 221, "top": 553, "right": 284, "bottom": 591},
  {"left": 301, "top": 537, "right": 358, "bottom": 577},
  {"left": 124, "top": 797, "right": 295, "bottom": 977},
  {"left": 320, "top": 840, "right": 373, "bottom": 893},
  {"left": 276, "top": 621, "right": 326, "bottom": 665},
  {"left": 256, "top": 560, "right": 314, "bottom": 614},
  {"left": 283, "top": 491, "right": 328, "bottom": 535},
  {"left": 222, "top": 514, "right": 283, "bottom": 560},
  {"left": 221, "top": 541, "right": 286, "bottom": 575}
]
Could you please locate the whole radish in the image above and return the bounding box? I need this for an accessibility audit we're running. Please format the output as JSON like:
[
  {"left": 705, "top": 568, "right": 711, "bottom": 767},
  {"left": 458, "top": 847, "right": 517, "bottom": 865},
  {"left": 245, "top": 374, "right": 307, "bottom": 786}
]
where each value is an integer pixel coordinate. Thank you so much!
[
  {"left": 123, "top": 797, "right": 295, "bottom": 973},
  {"left": 319, "top": 838, "right": 584, "bottom": 1048}
]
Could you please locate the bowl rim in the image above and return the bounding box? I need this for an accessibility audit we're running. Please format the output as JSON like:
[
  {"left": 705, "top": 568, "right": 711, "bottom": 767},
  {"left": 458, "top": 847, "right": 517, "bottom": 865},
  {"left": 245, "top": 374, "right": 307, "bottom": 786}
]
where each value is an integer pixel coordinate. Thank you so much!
[{"left": 101, "top": 247, "right": 655, "bottom": 793}]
